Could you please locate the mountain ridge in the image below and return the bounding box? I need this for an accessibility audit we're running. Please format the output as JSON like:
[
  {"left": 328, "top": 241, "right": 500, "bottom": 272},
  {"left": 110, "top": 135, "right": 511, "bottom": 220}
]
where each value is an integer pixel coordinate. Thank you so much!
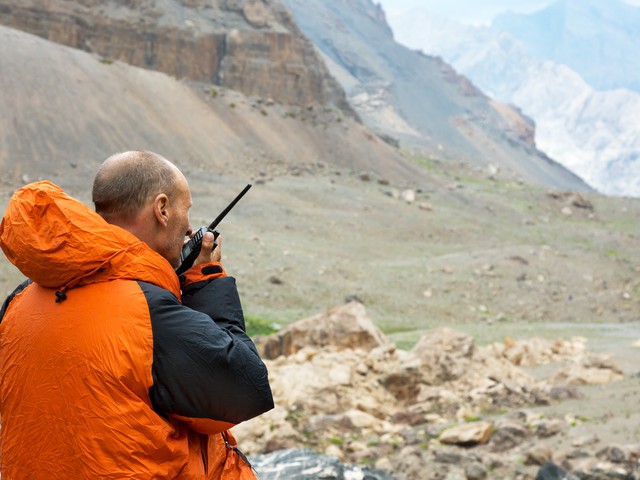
[{"left": 282, "top": 0, "right": 590, "bottom": 192}]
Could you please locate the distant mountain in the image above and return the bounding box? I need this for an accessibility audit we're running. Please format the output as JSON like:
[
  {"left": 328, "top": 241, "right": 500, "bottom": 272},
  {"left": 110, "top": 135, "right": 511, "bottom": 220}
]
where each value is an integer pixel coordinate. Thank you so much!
[
  {"left": 281, "top": 0, "right": 589, "bottom": 192},
  {"left": 388, "top": 7, "right": 640, "bottom": 197},
  {"left": 493, "top": 0, "right": 640, "bottom": 93}
]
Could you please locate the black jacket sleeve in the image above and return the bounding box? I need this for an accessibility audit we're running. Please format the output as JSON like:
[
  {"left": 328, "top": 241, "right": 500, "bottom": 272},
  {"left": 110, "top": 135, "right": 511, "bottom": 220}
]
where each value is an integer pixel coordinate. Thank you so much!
[{"left": 141, "top": 279, "right": 273, "bottom": 425}]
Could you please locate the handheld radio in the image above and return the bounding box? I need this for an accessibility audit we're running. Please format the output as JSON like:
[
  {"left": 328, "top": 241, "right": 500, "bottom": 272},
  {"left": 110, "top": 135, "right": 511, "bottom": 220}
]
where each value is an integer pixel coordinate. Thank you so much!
[{"left": 176, "top": 184, "right": 252, "bottom": 275}]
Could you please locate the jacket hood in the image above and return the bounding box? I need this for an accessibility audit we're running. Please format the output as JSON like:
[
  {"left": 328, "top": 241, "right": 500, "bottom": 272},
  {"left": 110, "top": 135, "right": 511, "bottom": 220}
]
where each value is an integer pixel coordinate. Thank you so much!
[{"left": 0, "top": 181, "right": 180, "bottom": 298}]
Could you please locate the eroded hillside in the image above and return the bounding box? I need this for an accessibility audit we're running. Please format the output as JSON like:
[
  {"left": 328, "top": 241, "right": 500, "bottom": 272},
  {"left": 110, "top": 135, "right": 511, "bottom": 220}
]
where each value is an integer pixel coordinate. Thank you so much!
[{"left": 0, "top": 25, "right": 424, "bottom": 188}]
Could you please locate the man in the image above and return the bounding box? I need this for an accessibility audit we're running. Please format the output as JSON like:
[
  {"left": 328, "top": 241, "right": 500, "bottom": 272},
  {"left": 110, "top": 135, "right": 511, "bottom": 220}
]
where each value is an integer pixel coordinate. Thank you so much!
[{"left": 0, "top": 151, "right": 273, "bottom": 479}]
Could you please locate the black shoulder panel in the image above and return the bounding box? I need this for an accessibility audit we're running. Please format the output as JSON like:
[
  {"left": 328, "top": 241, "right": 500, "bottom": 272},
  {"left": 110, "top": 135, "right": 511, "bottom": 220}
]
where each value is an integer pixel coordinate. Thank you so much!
[
  {"left": 139, "top": 281, "right": 273, "bottom": 424},
  {"left": 0, "top": 279, "right": 32, "bottom": 324}
]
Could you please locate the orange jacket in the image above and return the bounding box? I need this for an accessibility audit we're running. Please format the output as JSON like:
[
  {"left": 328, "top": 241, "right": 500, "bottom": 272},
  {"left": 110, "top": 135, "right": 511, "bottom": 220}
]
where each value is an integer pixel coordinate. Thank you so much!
[{"left": 0, "top": 181, "right": 273, "bottom": 479}]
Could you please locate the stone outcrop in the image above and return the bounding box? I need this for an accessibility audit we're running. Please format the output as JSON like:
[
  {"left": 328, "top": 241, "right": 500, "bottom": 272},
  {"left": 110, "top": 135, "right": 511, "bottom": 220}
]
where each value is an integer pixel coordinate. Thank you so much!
[
  {"left": 239, "top": 302, "right": 550, "bottom": 454},
  {"left": 256, "top": 301, "right": 390, "bottom": 359},
  {"left": 0, "top": 0, "right": 350, "bottom": 109},
  {"left": 238, "top": 302, "right": 629, "bottom": 480}
]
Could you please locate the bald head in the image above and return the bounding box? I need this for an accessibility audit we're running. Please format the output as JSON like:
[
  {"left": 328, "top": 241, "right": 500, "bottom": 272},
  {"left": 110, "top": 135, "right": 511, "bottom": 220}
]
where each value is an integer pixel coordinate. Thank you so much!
[{"left": 92, "top": 150, "right": 181, "bottom": 223}]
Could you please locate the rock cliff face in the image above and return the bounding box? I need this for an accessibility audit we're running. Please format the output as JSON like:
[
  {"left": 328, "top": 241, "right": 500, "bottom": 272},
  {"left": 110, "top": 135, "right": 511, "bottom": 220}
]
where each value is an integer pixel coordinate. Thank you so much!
[{"left": 0, "top": 0, "right": 349, "bottom": 109}]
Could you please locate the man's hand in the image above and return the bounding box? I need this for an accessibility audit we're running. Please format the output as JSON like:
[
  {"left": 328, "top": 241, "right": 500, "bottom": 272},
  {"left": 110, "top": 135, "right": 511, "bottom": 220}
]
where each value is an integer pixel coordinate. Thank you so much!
[{"left": 194, "top": 231, "right": 221, "bottom": 266}]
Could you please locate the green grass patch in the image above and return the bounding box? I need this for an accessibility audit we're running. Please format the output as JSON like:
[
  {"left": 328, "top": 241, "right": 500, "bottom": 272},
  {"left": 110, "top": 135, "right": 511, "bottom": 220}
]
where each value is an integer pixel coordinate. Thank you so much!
[{"left": 245, "top": 315, "right": 279, "bottom": 337}]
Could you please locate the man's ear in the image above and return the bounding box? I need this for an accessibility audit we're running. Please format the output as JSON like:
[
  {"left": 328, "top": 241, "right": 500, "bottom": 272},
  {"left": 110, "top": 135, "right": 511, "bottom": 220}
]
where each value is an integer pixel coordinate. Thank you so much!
[{"left": 152, "top": 193, "right": 170, "bottom": 227}]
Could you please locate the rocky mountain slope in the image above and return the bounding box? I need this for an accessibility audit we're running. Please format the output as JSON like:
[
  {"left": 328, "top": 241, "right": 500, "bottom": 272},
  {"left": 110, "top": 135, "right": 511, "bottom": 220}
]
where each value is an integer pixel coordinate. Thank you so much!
[
  {"left": 0, "top": 0, "right": 349, "bottom": 109},
  {"left": 388, "top": 7, "right": 640, "bottom": 197},
  {"left": 0, "top": 24, "right": 424, "bottom": 189},
  {"left": 1, "top": 0, "right": 591, "bottom": 193},
  {"left": 281, "top": 0, "right": 590, "bottom": 192},
  {"left": 0, "top": 1, "right": 637, "bottom": 343},
  {"left": 1, "top": 23, "right": 638, "bottom": 329}
]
